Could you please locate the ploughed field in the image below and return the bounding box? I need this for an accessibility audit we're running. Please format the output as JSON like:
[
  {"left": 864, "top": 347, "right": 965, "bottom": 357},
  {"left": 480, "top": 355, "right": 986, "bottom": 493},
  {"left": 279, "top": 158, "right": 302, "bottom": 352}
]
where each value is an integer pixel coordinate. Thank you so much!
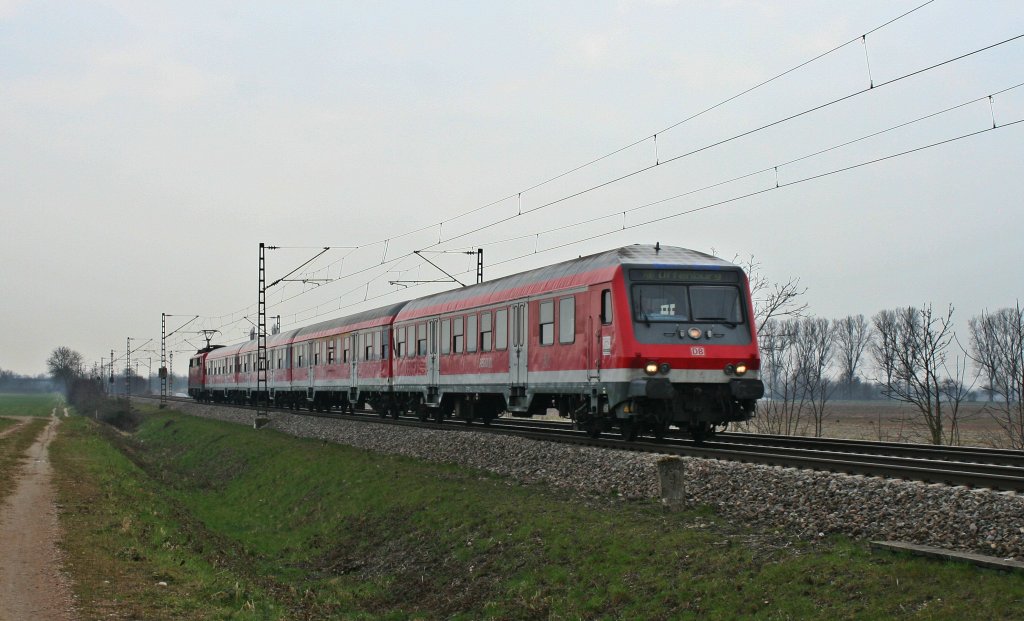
[
  {"left": 738, "top": 400, "right": 1012, "bottom": 448},
  {"left": 12, "top": 398, "right": 1019, "bottom": 619}
]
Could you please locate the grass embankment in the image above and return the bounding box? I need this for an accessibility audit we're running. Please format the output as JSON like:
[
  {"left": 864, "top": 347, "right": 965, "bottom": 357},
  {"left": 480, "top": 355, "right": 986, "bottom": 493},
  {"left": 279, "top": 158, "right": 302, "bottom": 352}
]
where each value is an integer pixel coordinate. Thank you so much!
[
  {"left": 52, "top": 410, "right": 1024, "bottom": 620},
  {"left": 0, "top": 392, "right": 62, "bottom": 417}
]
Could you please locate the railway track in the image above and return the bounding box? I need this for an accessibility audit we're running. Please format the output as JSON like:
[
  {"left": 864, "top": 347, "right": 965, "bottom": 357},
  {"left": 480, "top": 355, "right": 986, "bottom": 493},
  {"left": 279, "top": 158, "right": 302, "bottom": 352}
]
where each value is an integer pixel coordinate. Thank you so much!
[{"left": 147, "top": 396, "right": 1024, "bottom": 492}]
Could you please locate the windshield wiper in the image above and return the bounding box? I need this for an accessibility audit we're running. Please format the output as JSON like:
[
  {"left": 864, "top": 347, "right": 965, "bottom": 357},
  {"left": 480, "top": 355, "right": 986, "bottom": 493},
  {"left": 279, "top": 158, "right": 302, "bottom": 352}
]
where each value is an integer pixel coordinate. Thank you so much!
[{"left": 636, "top": 294, "right": 651, "bottom": 327}]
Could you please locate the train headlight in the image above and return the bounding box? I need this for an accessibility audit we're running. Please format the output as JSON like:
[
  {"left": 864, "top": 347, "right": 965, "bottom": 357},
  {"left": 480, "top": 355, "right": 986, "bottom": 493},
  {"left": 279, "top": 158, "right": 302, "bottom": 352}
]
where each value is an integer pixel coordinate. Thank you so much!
[
  {"left": 687, "top": 327, "right": 703, "bottom": 340},
  {"left": 735, "top": 363, "right": 748, "bottom": 376},
  {"left": 724, "top": 364, "right": 735, "bottom": 376},
  {"left": 644, "top": 362, "right": 659, "bottom": 376},
  {"left": 658, "top": 362, "right": 671, "bottom": 375}
]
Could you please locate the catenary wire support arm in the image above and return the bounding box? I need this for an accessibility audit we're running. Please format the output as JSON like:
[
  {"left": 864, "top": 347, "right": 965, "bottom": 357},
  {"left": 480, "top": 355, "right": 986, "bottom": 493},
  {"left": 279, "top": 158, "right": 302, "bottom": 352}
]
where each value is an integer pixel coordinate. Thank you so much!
[
  {"left": 413, "top": 250, "right": 466, "bottom": 287},
  {"left": 268, "top": 247, "right": 330, "bottom": 288}
]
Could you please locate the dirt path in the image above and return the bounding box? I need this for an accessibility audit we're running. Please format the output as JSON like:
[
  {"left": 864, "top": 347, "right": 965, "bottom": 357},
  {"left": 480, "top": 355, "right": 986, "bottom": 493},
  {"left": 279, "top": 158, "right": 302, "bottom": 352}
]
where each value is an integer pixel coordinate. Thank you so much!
[{"left": 0, "top": 415, "right": 76, "bottom": 621}]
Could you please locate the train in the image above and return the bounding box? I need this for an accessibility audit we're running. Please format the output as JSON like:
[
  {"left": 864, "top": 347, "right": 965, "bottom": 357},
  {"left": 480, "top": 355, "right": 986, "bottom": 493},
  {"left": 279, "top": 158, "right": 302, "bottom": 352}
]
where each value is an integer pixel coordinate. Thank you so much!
[{"left": 188, "top": 244, "right": 764, "bottom": 440}]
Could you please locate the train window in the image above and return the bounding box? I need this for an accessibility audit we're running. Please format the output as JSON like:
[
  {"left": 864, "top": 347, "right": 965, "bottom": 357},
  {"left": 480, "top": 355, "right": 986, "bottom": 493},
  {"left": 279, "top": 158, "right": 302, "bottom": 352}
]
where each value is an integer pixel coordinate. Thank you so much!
[
  {"left": 343, "top": 337, "right": 351, "bottom": 363},
  {"left": 601, "top": 289, "right": 613, "bottom": 325},
  {"left": 314, "top": 342, "right": 320, "bottom": 366},
  {"left": 495, "top": 309, "right": 508, "bottom": 350},
  {"left": 297, "top": 346, "right": 304, "bottom": 368},
  {"left": 441, "top": 319, "right": 451, "bottom": 355},
  {"left": 327, "top": 341, "right": 335, "bottom": 364},
  {"left": 377, "top": 330, "right": 386, "bottom": 360},
  {"left": 467, "top": 314, "right": 477, "bottom": 352},
  {"left": 417, "top": 323, "right": 427, "bottom": 356},
  {"left": 453, "top": 317, "right": 464, "bottom": 353},
  {"left": 365, "top": 333, "right": 375, "bottom": 361},
  {"left": 395, "top": 326, "right": 405, "bottom": 358},
  {"left": 539, "top": 301, "right": 554, "bottom": 345},
  {"left": 479, "top": 312, "right": 491, "bottom": 351},
  {"left": 559, "top": 297, "right": 575, "bottom": 344}
]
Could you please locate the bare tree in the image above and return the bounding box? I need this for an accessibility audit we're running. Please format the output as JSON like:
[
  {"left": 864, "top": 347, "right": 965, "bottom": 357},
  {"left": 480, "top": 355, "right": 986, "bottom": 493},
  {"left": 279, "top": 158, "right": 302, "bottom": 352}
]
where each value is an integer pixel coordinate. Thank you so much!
[
  {"left": 720, "top": 253, "right": 809, "bottom": 434},
  {"left": 46, "top": 346, "right": 84, "bottom": 395},
  {"left": 870, "top": 305, "right": 966, "bottom": 445},
  {"left": 968, "top": 304, "right": 1024, "bottom": 448},
  {"left": 755, "top": 318, "right": 807, "bottom": 434},
  {"left": 730, "top": 254, "right": 808, "bottom": 331},
  {"left": 795, "top": 317, "right": 835, "bottom": 437},
  {"left": 833, "top": 314, "right": 871, "bottom": 399}
]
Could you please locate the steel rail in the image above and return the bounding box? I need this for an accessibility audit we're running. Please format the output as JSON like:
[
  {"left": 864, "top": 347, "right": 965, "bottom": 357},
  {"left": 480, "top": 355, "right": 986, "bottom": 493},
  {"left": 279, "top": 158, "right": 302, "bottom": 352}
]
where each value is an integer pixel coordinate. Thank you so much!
[{"left": 715, "top": 432, "right": 1024, "bottom": 467}]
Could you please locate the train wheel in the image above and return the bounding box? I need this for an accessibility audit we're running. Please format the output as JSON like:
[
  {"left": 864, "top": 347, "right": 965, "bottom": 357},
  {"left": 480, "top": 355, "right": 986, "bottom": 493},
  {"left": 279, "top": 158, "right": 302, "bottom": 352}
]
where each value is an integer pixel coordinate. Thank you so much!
[
  {"left": 689, "top": 423, "right": 709, "bottom": 444},
  {"left": 651, "top": 421, "right": 667, "bottom": 441},
  {"left": 433, "top": 408, "right": 444, "bottom": 424},
  {"left": 619, "top": 419, "right": 637, "bottom": 441},
  {"left": 585, "top": 420, "right": 602, "bottom": 439}
]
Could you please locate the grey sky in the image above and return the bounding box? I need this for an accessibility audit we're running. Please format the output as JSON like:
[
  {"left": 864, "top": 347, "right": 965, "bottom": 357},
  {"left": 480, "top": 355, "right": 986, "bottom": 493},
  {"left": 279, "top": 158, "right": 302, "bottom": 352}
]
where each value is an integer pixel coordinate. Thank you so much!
[{"left": 1, "top": 1, "right": 1022, "bottom": 375}]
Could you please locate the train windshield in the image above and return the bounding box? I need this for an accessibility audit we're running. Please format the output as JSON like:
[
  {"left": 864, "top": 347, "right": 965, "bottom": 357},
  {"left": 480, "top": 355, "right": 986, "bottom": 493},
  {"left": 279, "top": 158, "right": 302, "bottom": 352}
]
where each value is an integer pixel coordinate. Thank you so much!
[
  {"left": 631, "top": 284, "right": 743, "bottom": 324},
  {"left": 690, "top": 286, "right": 743, "bottom": 324},
  {"left": 632, "top": 284, "right": 690, "bottom": 322}
]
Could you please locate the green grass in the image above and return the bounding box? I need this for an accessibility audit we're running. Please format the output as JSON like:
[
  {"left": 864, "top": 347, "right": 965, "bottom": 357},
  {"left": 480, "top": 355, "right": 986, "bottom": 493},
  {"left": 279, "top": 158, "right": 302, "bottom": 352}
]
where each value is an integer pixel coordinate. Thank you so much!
[
  {"left": 52, "top": 408, "right": 1024, "bottom": 619},
  {"left": 0, "top": 392, "right": 63, "bottom": 417}
]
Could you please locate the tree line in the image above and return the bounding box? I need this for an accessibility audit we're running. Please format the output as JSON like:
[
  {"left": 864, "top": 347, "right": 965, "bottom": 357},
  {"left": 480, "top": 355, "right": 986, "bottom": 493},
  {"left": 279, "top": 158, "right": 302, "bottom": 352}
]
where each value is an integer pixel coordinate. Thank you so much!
[
  {"left": 0, "top": 368, "right": 55, "bottom": 393},
  {"left": 749, "top": 304, "right": 1023, "bottom": 449}
]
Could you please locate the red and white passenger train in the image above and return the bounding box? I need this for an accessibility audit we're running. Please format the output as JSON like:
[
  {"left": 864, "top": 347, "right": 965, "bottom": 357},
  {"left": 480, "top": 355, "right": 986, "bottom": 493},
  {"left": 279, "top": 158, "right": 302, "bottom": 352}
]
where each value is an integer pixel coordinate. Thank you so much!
[{"left": 189, "top": 245, "right": 764, "bottom": 439}]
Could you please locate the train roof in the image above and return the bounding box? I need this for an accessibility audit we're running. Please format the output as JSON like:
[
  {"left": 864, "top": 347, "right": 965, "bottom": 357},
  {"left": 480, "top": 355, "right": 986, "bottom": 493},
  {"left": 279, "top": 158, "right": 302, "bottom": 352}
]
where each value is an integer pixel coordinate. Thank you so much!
[
  {"left": 396, "top": 244, "right": 736, "bottom": 319},
  {"left": 292, "top": 301, "right": 408, "bottom": 340},
  {"left": 205, "top": 301, "right": 408, "bottom": 359}
]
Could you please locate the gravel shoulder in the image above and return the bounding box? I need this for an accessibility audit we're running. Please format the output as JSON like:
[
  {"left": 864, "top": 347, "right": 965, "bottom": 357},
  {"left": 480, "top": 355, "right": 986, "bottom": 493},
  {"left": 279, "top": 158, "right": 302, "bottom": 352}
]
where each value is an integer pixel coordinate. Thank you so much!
[{"left": 0, "top": 415, "right": 77, "bottom": 621}]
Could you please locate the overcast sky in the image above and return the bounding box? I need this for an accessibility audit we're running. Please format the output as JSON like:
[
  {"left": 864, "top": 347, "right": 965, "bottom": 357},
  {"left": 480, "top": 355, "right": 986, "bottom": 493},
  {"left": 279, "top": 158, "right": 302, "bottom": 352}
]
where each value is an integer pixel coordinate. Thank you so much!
[{"left": 2, "top": 1, "right": 1022, "bottom": 376}]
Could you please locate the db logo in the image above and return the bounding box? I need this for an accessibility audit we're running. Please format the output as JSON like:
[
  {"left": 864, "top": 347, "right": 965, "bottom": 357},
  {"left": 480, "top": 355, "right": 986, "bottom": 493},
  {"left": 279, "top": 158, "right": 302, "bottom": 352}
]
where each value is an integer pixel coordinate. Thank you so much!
[{"left": 690, "top": 346, "right": 706, "bottom": 356}]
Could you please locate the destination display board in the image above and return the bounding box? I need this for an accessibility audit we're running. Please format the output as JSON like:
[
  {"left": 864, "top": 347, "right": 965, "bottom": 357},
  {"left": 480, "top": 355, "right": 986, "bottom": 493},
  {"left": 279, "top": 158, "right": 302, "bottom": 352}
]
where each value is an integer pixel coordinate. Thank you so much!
[{"left": 628, "top": 269, "right": 738, "bottom": 283}]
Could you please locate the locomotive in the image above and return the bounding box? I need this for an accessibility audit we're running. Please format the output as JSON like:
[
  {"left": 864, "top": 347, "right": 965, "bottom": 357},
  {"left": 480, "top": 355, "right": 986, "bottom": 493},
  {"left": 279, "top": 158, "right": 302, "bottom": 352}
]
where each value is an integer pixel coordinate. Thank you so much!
[{"left": 189, "top": 244, "right": 763, "bottom": 439}]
